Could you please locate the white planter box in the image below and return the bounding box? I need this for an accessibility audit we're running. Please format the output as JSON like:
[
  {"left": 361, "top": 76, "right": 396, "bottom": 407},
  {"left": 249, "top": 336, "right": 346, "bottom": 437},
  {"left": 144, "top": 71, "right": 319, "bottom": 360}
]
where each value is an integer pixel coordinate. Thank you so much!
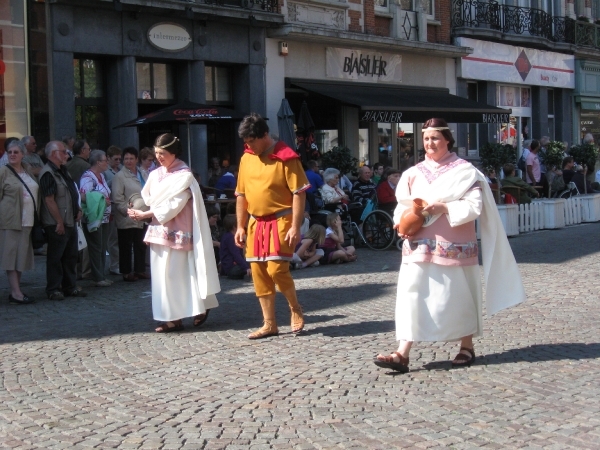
[
  {"left": 497, "top": 204, "right": 519, "bottom": 236},
  {"left": 533, "top": 199, "right": 566, "bottom": 229},
  {"left": 579, "top": 194, "right": 600, "bottom": 222}
]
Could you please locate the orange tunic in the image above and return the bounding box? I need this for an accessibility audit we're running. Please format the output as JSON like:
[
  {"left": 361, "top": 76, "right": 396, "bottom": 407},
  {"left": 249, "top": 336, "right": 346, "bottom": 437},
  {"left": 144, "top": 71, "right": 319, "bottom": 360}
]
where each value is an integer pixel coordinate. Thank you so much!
[{"left": 236, "top": 142, "right": 310, "bottom": 261}]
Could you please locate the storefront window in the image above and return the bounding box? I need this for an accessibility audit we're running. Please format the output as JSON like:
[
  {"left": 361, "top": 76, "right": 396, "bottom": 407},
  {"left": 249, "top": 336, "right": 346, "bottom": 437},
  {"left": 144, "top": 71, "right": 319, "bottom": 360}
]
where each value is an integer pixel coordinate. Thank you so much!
[
  {"left": 74, "top": 58, "right": 106, "bottom": 148},
  {"left": 497, "top": 85, "right": 531, "bottom": 154},
  {"left": 136, "top": 62, "right": 174, "bottom": 101},
  {"left": 0, "top": 0, "right": 29, "bottom": 145},
  {"left": 205, "top": 66, "right": 231, "bottom": 104}
]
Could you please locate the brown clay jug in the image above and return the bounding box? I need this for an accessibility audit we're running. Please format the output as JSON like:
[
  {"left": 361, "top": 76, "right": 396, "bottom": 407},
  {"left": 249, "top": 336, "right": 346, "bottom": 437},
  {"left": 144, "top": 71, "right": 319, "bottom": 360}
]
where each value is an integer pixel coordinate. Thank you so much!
[{"left": 396, "top": 198, "right": 428, "bottom": 236}]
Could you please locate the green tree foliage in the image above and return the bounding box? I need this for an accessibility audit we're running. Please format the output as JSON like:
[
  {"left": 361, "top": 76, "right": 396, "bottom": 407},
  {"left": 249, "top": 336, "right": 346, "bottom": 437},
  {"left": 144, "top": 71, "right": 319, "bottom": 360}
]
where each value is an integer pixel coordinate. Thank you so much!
[
  {"left": 321, "top": 146, "right": 358, "bottom": 176},
  {"left": 478, "top": 142, "right": 517, "bottom": 173},
  {"left": 539, "top": 141, "right": 566, "bottom": 171},
  {"left": 568, "top": 143, "right": 598, "bottom": 172}
]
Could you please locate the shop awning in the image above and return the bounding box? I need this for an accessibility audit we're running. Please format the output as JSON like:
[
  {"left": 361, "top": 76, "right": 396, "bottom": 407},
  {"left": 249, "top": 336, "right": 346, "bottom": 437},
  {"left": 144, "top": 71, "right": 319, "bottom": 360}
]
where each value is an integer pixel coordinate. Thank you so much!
[{"left": 287, "top": 79, "right": 511, "bottom": 124}]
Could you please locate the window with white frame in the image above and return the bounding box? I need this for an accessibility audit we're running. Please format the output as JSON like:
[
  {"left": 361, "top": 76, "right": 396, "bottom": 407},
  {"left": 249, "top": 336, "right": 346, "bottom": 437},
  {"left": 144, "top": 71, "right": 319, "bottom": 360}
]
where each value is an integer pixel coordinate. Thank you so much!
[
  {"left": 398, "top": 0, "right": 434, "bottom": 19},
  {"left": 375, "top": 0, "right": 390, "bottom": 13}
]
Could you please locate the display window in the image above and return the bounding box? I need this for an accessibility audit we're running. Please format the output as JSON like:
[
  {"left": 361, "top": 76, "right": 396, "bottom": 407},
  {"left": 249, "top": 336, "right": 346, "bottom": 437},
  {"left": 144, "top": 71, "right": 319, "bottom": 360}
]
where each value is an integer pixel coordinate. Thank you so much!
[{"left": 497, "top": 85, "right": 531, "bottom": 153}]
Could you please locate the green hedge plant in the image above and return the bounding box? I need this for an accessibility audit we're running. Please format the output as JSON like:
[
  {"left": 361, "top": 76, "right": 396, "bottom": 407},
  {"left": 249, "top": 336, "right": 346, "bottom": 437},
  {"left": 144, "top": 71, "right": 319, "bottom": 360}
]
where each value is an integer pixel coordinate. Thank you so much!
[
  {"left": 478, "top": 142, "right": 517, "bottom": 173},
  {"left": 320, "top": 146, "right": 359, "bottom": 176}
]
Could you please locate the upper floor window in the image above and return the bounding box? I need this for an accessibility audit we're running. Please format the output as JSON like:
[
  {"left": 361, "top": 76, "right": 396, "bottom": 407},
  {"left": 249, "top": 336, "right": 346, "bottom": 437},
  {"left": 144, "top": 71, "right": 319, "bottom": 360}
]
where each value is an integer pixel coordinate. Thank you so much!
[
  {"left": 136, "top": 62, "right": 174, "bottom": 102},
  {"left": 375, "top": 0, "right": 390, "bottom": 13},
  {"left": 74, "top": 58, "right": 107, "bottom": 148},
  {"left": 205, "top": 66, "right": 232, "bottom": 104},
  {"left": 399, "top": 0, "right": 434, "bottom": 19}
]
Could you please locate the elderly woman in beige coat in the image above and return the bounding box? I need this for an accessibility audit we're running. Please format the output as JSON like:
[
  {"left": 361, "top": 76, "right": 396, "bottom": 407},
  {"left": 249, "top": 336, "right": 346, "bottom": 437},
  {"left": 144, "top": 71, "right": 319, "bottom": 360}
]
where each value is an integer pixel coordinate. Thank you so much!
[
  {"left": 0, "top": 140, "right": 40, "bottom": 304},
  {"left": 111, "top": 147, "right": 149, "bottom": 282}
]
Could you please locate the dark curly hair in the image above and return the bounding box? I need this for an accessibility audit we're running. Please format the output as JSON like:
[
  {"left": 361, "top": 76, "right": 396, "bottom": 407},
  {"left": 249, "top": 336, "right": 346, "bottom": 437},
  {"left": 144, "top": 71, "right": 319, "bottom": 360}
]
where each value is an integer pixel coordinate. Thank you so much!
[{"left": 238, "top": 113, "right": 269, "bottom": 140}]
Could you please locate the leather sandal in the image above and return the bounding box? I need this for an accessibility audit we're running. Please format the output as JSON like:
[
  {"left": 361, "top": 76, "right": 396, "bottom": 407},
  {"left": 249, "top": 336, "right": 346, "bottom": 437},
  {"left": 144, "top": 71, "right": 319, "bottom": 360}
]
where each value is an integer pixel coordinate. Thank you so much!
[
  {"left": 451, "top": 347, "right": 476, "bottom": 368},
  {"left": 155, "top": 320, "right": 184, "bottom": 333},
  {"left": 248, "top": 321, "right": 279, "bottom": 340},
  {"left": 193, "top": 309, "right": 210, "bottom": 327},
  {"left": 373, "top": 352, "right": 410, "bottom": 373},
  {"left": 290, "top": 306, "right": 304, "bottom": 333}
]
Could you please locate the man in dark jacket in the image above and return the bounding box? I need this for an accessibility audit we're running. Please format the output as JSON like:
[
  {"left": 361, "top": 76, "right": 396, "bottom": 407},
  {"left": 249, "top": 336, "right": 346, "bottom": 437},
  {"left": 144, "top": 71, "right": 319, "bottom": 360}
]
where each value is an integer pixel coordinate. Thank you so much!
[{"left": 501, "top": 163, "right": 540, "bottom": 204}]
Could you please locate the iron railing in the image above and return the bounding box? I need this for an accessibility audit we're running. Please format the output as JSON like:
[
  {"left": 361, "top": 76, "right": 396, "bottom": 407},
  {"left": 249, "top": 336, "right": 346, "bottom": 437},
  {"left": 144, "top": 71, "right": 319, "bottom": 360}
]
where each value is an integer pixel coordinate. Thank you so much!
[
  {"left": 452, "top": 0, "right": 600, "bottom": 49},
  {"left": 198, "top": 0, "right": 279, "bottom": 13}
]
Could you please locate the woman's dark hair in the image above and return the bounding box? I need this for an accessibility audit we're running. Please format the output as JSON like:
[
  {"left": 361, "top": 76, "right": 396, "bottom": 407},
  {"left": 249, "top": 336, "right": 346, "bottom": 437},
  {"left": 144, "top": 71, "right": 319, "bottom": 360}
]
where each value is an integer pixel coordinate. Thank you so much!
[
  {"left": 562, "top": 156, "right": 574, "bottom": 169},
  {"left": 154, "top": 133, "right": 182, "bottom": 157},
  {"left": 122, "top": 146, "right": 139, "bottom": 159},
  {"left": 422, "top": 118, "right": 455, "bottom": 150},
  {"left": 380, "top": 168, "right": 401, "bottom": 184},
  {"left": 238, "top": 113, "right": 269, "bottom": 140},
  {"left": 223, "top": 214, "right": 237, "bottom": 232},
  {"left": 206, "top": 206, "right": 220, "bottom": 219}
]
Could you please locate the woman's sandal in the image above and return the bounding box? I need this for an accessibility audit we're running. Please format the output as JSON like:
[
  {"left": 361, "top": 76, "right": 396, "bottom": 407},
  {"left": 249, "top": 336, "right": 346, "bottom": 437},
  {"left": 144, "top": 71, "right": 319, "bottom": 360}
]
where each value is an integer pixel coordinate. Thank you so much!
[
  {"left": 373, "top": 352, "right": 410, "bottom": 373},
  {"left": 155, "top": 320, "right": 184, "bottom": 333},
  {"left": 451, "top": 347, "right": 476, "bottom": 368},
  {"left": 193, "top": 310, "right": 210, "bottom": 327}
]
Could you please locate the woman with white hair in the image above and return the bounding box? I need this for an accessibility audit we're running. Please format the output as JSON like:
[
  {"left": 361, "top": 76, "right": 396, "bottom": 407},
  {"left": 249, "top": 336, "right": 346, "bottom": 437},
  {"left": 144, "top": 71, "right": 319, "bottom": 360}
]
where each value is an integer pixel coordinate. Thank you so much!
[
  {"left": 319, "top": 168, "right": 350, "bottom": 204},
  {"left": 0, "top": 140, "right": 40, "bottom": 303},
  {"left": 80, "top": 150, "right": 113, "bottom": 287}
]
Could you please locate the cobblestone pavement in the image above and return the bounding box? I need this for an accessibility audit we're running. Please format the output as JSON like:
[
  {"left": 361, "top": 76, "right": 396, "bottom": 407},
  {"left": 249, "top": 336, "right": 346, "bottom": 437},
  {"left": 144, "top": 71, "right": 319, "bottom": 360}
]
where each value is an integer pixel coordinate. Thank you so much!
[{"left": 1, "top": 223, "right": 600, "bottom": 449}]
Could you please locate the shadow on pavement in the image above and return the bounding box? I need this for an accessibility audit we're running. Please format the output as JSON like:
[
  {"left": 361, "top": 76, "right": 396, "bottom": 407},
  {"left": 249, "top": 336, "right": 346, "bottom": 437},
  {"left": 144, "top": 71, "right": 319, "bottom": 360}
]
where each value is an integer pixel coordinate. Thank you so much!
[
  {"left": 0, "top": 283, "right": 393, "bottom": 344},
  {"left": 307, "top": 319, "right": 395, "bottom": 337},
  {"left": 418, "top": 343, "right": 600, "bottom": 371}
]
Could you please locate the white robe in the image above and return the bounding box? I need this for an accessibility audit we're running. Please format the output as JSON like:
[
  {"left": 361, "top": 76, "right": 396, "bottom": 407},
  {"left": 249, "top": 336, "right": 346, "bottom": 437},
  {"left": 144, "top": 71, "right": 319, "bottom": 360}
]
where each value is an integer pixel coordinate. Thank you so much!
[
  {"left": 142, "top": 163, "right": 220, "bottom": 321},
  {"left": 393, "top": 155, "right": 526, "bottom": 341}
]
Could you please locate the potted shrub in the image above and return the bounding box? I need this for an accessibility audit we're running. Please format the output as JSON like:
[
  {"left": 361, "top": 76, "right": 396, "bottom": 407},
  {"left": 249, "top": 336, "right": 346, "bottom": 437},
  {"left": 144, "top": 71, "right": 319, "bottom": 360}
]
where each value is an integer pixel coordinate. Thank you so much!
[
  {"left": 568, "top": 143, "right": 598, "bottom": 173},
  {"left": 540, "top": 141, "right": 566, "bottom": 197},
  {"left": 320, "top": 146, "right": 359, "bottom": 177},
  {"left": 478, "top": 142, "right": 517, "bottom": 174},
  {"left": 478, "top": 142, "right": 518, "bottom": 235}
]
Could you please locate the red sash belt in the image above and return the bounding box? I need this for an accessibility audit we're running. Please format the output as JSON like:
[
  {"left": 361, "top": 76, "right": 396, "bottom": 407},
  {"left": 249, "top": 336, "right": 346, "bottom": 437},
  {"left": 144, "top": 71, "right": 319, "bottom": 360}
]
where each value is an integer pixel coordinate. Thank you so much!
[{"left": 251, "top": 208, "right": 292, "bottom": 258}]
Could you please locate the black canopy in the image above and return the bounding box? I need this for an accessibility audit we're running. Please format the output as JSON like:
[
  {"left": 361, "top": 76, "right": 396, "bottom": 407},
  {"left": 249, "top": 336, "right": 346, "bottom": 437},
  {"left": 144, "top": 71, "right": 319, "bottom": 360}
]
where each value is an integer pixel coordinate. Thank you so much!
[{"left": 287, "top": 79, "right": 511, "bottom": 124}]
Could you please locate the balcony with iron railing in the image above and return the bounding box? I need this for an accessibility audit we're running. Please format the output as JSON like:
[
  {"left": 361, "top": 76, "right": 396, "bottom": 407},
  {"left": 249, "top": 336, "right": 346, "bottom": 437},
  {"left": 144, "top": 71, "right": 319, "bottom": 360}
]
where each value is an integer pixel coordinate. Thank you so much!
[{"left": 452, "top": 0, "right": 600, "bottom": 51}]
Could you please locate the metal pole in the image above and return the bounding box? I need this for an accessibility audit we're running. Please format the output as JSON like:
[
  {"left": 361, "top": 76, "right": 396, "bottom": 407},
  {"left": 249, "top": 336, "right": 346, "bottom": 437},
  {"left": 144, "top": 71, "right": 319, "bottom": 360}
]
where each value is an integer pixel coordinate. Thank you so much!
[{"left": 186, "top": 120, "right": 192, "bottom": 168}]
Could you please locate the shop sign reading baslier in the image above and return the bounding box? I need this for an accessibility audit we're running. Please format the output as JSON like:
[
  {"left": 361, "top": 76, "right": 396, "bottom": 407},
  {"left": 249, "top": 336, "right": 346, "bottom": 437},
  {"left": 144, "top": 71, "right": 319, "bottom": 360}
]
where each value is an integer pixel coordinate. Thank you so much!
[
  {"left": 326, "top": 47, "right": 402, "bottom": 84},
  {"left": 148, "top": 23, "right": 192, "bottom": 52}
]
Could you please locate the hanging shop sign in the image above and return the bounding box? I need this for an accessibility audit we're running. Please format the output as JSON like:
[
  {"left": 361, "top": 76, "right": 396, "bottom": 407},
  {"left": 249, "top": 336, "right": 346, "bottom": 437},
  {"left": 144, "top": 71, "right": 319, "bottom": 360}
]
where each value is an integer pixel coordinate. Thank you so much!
[
  {"left": 456, "top": 37, "right": 574, "bottom": 89},
  {"left": 326, "top": 47, "right": 402, "bottom": 84},
  {"left": 147, "top": 23, "right": 192, "bottom": 52}
]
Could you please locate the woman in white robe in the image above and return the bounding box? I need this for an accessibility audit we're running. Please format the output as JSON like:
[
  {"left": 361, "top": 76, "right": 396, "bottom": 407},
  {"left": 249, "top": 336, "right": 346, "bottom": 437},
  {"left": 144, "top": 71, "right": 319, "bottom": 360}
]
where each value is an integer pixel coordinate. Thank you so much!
[
  {"left": 129, "top": 133, "right": 220, "bottom": 332},
  {"left": 374, "top": 118, "right": 526, "bottom": 372}
]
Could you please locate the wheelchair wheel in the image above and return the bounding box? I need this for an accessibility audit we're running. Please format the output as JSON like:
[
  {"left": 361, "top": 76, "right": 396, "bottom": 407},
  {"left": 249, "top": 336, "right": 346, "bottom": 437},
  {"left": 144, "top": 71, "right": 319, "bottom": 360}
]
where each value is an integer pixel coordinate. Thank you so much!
[
  {"left": 396, "top": 237, "right": 403, "bottom": 251},
  {"left": 361, "top": 210, "right": 394, "bottom": 250},
  {"left": 557, "top": 189, "right": 573, "bottom": 199}
]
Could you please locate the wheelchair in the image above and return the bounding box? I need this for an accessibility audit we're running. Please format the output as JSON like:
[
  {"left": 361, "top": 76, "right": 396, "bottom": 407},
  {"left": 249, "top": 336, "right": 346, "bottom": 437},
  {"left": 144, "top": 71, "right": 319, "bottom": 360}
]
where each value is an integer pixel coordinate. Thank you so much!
[
  {"left": 310, "top": 193, "right": 398, "bottom": 251},
  {"left": 555, "top": 181, "right": 580, "bottom": 199}
]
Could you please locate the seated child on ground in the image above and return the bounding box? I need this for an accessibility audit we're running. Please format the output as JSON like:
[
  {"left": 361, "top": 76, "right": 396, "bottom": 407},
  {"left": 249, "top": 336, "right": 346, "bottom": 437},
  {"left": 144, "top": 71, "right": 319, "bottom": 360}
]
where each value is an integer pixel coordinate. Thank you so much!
[
  {"left": 206, "top": 205, "right": 221, "bottom": 267},
  {"left": 292, "top": 224, "right": 325, "bottom": 269},
  {"left": 219, "top": 214, "right": 251, "bottom": 279},
  {"left": 321, "top": 212, "right": 357, "bottom": 264}
]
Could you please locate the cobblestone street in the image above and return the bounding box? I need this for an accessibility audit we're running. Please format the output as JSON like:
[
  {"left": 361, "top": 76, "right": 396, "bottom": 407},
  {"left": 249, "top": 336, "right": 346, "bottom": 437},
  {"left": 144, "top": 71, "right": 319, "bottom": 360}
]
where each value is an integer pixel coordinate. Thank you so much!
[{"left": 1, "top": 223, "right": 599, "bottom": 449}]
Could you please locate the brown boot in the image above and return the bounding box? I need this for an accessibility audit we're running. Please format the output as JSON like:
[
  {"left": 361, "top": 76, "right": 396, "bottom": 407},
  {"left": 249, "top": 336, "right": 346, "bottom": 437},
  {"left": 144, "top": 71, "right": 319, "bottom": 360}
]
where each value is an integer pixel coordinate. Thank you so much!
[
  {"left": 248, "top": 296, "right": 279, "bottom": 339},
  {"left": 282, "top": 287, "right": 304, "bottom": 333}
]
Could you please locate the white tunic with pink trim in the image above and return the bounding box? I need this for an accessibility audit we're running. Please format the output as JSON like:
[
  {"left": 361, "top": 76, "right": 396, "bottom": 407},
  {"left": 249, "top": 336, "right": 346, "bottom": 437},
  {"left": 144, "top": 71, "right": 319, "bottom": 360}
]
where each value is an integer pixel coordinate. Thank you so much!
[{"left": 393, "top": 152, "right": 526, "bottom": 342}]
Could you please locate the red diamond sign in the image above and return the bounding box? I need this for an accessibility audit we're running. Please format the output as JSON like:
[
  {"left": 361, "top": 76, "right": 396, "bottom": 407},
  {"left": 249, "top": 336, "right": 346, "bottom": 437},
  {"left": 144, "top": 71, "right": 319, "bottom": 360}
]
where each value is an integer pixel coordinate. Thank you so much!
[{"left": 514, "top": 50, "right": 532, "bottom": 81}]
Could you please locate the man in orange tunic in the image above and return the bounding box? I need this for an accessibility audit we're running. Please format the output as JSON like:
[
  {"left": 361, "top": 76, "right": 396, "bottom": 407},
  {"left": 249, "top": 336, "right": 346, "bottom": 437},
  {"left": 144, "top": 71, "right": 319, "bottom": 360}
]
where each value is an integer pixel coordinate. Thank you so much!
[{"left": 235, "top": 113, "right": 310, "bottom": 339}]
